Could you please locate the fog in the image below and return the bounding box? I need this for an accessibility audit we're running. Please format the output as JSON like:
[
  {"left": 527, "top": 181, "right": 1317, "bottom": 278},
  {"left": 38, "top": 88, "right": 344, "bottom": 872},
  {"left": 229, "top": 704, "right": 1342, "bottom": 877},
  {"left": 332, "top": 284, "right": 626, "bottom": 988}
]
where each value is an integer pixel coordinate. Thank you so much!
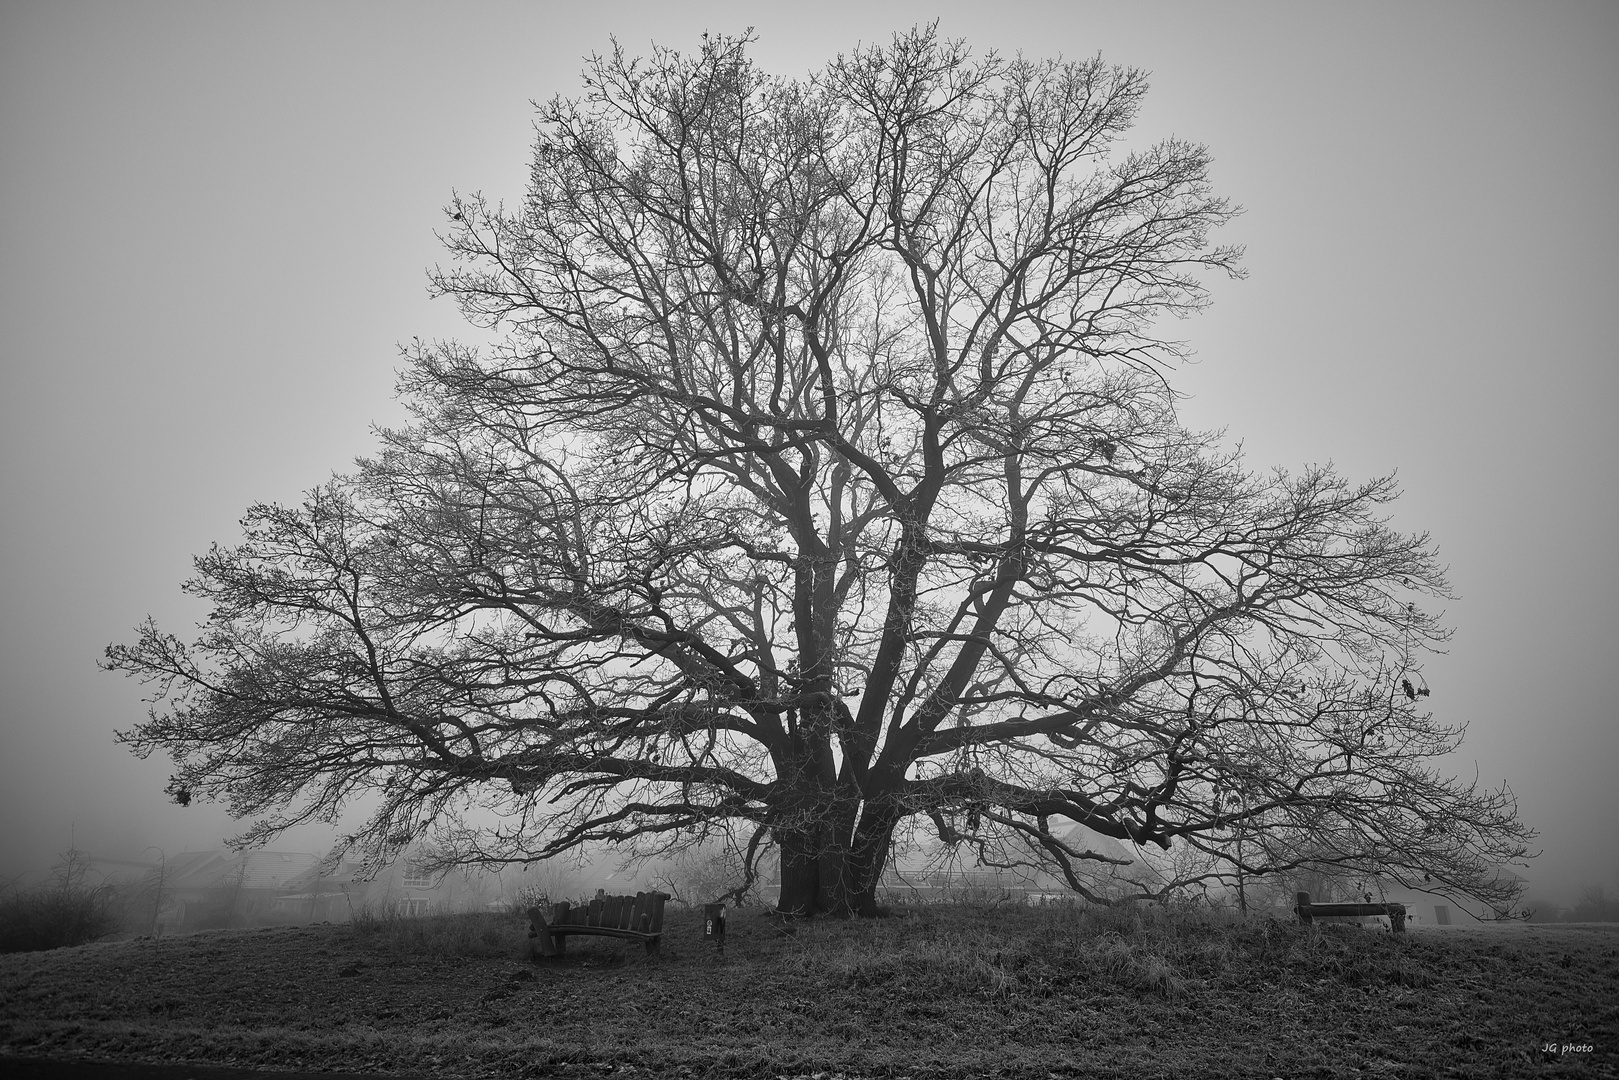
[{"left": 2, "top": 1, "right": 1613, "bottom": 908}]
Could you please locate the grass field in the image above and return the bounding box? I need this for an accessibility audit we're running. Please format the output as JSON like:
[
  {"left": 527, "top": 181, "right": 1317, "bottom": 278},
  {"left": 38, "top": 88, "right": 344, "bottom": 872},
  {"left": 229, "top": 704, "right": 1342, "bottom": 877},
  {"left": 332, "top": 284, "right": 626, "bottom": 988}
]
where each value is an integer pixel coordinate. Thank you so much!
[{"left": 1, "top": 902, "right": 1615, "bottom": 1078}]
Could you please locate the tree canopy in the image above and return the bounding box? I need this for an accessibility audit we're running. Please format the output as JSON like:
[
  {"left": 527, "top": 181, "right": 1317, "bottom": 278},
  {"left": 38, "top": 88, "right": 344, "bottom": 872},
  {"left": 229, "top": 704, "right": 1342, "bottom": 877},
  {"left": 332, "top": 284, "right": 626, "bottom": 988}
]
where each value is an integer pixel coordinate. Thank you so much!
[{"left": 107, "top": 28, "right": 1532, "bottom": 917}]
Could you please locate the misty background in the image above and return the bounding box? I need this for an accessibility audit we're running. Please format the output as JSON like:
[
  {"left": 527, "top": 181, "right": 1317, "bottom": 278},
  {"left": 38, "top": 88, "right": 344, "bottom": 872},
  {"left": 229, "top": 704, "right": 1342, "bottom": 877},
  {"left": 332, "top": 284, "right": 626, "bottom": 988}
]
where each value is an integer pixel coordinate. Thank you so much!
[{"left": 2, "top": 1, "right": 1614, "bottom": 910}]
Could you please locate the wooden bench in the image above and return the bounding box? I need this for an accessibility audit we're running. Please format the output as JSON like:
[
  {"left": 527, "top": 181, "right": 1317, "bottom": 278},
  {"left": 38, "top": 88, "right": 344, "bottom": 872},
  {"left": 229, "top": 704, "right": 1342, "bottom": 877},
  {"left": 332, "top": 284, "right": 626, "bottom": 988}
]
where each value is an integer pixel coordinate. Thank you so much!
[
  {"left": 1294, "top": 890, "right": 1407, "bottom": 933},
  {"left": 527, "top": 891, "right": 671, "bottom": 958}
]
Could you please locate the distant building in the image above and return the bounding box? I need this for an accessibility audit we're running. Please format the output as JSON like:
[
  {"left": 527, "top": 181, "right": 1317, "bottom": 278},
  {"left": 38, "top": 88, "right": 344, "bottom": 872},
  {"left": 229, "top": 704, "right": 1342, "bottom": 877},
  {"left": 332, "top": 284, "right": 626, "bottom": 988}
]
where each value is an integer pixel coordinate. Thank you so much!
[
  {"left": 134, "top": 849, "right": 322, "bottom": 929},
  {"left": 275, "top": 847, "right": 493, "bottom": 921},
  {"left": 1369, "top": 866, "right": 1529, "bottom": 927}
]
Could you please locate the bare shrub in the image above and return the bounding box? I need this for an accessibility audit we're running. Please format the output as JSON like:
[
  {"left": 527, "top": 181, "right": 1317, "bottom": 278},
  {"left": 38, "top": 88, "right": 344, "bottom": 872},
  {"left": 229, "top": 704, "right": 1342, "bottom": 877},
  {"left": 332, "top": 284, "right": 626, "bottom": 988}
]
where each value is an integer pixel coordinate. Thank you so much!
[
  {"left": 651, "top": 845, "right": 754, "bottom": 909},
  {"left": 1569, "top": 884, "right": 1619, "bottom": 923},
  {"left": 0, "top": 850, "right": 123, "bottom": 953}
]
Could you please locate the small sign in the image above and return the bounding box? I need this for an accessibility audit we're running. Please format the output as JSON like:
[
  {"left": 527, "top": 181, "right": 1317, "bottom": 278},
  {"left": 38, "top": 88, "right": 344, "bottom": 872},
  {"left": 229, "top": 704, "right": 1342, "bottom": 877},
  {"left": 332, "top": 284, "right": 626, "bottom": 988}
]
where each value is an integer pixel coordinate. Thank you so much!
[{"left": 703, "top": 902, "right": 726, "bottom": 946}]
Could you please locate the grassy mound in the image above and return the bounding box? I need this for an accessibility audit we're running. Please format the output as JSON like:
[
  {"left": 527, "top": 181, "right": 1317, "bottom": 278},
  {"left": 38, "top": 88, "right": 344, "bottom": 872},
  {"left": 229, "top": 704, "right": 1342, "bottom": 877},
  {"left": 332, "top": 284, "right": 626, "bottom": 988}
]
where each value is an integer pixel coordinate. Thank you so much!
[{"left": 2, "top": 901, "right": 1614, "bottom": 1078}]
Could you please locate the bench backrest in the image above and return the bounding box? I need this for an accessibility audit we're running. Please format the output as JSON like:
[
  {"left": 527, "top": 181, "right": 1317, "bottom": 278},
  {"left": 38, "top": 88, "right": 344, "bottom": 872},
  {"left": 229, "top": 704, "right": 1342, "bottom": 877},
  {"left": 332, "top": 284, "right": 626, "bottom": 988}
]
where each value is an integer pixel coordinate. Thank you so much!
[
  {"left": 640, "top": 890, "right": 668, "bottom": 933},
  {"left": 1294, "top": 890, "right": 1407, "bottom": 929},
  {"left": 549, "top": 891, "right": 669, "bottom": 933}
]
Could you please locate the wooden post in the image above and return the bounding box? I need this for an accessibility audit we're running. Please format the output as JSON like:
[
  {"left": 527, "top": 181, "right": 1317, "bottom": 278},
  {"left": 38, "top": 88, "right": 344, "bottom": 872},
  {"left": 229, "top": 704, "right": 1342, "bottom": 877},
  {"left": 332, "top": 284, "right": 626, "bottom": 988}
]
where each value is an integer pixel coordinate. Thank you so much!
[{"left": 1295, "top": 891, "right": 1313, "bottom": 925}]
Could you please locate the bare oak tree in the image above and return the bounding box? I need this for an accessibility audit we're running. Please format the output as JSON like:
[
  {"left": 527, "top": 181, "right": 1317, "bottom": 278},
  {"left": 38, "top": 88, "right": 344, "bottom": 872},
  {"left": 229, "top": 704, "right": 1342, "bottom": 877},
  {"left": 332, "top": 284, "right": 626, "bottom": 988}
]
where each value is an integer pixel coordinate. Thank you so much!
[{"left": 107, "top": 29, "right": 1531, "bottom": 917}]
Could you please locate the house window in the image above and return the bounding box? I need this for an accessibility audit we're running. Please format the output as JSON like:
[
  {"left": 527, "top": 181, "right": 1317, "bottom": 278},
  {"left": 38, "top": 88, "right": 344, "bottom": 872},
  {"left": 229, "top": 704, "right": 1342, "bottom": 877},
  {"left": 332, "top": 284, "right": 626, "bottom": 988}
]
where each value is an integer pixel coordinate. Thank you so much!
[
  {"left": 402, "top": 860, "right": 433, "bottom": 889},
  {"left": 394, "top": 897, "right": 430, "bottom": 917},
  {"left": 1434, "top": 904, "right": 1451, "bottom": 925}
]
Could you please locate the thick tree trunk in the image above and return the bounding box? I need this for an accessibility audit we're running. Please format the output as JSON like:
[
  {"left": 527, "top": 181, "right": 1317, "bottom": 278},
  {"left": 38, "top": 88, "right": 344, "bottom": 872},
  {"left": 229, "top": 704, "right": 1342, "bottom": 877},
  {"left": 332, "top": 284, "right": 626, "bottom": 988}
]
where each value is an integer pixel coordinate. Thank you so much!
[
  {"left": 776, "top": 844, "right": 870, "bottom": 917},
  {"left": 843, "top": 803, "right": 898, "bottom": 916},
  {"left": 776, "top": 830, "right": 823, "bottom": 916},
  {"left": 774, "top": 805, "right": 898, "bottom": 918}
]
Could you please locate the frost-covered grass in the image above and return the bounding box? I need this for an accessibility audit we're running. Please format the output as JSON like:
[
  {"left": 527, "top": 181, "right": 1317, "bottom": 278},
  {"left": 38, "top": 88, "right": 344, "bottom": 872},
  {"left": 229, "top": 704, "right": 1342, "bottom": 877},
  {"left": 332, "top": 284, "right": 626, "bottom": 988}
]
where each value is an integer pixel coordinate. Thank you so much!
[
  {"left": 346, "top": 907, "right": 523, "bottom": 959},
  {"left": 2, "top": 903, "right": 1614, "bottom": 1078}
]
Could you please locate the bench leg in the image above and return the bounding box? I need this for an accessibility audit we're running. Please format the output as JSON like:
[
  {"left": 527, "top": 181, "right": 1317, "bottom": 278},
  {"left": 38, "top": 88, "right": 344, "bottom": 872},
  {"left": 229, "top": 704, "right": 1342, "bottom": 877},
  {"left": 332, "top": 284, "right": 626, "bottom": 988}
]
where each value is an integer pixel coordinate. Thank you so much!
[
  {"left": 527, "top": 906, "right": 563, "bottom": 959},
  {"left": 644, "top": 936, "right": 660, "bottom": 957}
]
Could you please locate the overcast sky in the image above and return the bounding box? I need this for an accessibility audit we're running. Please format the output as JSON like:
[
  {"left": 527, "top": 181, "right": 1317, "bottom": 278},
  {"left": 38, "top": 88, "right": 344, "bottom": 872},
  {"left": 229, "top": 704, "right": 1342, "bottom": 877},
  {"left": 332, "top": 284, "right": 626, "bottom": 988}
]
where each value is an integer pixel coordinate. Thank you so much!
[{"left": 2, "top": 1, "right": 1614, "bottom": 906}]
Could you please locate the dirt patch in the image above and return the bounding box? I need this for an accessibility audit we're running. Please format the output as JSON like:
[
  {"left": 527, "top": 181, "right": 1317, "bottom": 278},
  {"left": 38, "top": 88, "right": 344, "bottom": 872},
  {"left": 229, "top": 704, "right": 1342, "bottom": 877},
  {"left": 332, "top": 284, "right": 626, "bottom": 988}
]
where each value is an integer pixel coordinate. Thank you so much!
[{"left": 2, "top": 908, "right": 1615, "bottom": 1078}]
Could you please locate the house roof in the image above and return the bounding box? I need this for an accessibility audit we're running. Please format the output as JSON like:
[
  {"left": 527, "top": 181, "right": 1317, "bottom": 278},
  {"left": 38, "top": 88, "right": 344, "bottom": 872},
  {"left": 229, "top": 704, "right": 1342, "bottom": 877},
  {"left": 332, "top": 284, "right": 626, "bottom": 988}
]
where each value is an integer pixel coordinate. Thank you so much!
[
  {"left": 282, "top": 855, "right": 370, "bottom": 894},
  {"left": 166, "top": 850, "right": 321, "bottom": 891},
  {"left": 238, "top": 851, "right": 320, "bottom": 888}
]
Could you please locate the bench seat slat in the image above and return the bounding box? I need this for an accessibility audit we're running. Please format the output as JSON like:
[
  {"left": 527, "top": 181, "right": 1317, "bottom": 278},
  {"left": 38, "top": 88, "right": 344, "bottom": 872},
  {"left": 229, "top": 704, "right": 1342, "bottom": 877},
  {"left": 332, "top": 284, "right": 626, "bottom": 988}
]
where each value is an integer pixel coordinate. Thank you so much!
[{"left": 550, "top": 925, "right": 657, "bottom": 942}]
